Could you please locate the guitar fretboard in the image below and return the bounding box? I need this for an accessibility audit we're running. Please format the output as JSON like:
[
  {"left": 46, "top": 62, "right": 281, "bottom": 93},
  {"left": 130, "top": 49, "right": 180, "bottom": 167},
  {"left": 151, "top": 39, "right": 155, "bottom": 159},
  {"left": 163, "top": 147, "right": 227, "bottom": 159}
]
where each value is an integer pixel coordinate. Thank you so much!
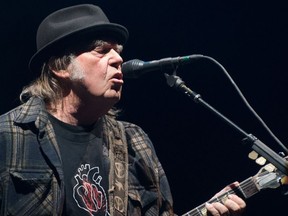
[{"left": 182, "top": 177, "right": 259, "bottom": 216}]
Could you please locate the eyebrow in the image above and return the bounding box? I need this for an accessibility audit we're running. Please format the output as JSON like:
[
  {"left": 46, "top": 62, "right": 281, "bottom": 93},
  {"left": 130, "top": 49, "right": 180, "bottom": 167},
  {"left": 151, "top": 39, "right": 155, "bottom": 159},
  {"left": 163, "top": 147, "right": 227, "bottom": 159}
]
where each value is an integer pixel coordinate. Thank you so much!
[
  {"left": 116, "top": 44, "right": 123, "bottom": 53},
  {"left": 94, "top": 41, "right": 123, "bottom": 54}
]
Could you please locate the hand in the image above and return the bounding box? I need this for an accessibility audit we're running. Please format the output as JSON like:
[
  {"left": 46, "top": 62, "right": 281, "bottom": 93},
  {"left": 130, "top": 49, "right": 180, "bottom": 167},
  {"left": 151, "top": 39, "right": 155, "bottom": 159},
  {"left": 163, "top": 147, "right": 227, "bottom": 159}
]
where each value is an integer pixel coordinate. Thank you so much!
[{"left": 205, "top": 182, "right": 246, "bottom": 216}]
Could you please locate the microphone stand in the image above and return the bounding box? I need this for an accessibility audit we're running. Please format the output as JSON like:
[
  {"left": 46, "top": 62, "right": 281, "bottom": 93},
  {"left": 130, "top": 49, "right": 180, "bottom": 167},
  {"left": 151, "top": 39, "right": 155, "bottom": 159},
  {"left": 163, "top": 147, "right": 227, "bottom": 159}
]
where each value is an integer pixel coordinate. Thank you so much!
[{"left": 165, "top": 73, "right": 288, "bottom": 176}]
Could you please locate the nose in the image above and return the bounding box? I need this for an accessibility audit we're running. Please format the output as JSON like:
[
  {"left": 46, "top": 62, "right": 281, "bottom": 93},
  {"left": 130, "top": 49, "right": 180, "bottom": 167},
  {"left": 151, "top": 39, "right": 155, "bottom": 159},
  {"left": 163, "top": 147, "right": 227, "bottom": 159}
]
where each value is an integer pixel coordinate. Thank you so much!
[{"left": 109, "top": 49, "right": 123, "bottom": 69}]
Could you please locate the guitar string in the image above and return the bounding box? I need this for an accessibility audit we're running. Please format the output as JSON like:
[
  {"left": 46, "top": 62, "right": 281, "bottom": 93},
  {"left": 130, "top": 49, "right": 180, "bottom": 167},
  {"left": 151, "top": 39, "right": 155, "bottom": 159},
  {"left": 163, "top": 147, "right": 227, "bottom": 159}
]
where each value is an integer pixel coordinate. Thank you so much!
[{"left": 182, "top": 178, "right": 257, "bottom": 216}]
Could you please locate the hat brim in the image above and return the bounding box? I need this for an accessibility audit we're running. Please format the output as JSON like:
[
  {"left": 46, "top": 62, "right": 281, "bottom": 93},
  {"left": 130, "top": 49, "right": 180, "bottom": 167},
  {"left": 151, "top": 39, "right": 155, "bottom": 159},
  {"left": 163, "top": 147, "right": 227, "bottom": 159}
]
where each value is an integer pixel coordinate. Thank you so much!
[{"left": 29, "top": 23, "right": 129, "bottom": 73}]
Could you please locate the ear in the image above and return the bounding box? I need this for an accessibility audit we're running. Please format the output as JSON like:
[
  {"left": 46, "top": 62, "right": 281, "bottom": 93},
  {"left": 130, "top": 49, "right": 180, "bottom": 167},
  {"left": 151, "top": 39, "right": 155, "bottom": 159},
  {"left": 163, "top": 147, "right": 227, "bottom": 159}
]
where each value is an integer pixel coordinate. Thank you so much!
[{"left": 51, "top": 69, "right": 71, "bottom": 79}]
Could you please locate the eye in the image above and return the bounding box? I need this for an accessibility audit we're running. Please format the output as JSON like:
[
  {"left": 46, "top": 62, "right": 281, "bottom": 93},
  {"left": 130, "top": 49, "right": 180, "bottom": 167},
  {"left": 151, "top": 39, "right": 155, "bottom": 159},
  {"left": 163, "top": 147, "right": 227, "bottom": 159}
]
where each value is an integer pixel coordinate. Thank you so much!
[
  {"left": 97, "top": 47, "right": 111, "bottom": 54},
  {"left": 92, "top": 47, "right": 109, "bottom": 54},
  {"left": 91, "top": 43, "right": 122, "bottom": 56},
  {"left": 90, "top": 48, "right": 110, "bottom": 58}
]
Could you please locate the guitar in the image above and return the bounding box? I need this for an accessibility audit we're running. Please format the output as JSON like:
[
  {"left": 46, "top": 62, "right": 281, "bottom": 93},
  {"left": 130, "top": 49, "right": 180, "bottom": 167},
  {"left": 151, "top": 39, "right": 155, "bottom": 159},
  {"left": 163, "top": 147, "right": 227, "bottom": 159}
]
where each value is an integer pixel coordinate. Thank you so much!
[{"left": 182, "top": 161, "right": 288, "bottom": 216}]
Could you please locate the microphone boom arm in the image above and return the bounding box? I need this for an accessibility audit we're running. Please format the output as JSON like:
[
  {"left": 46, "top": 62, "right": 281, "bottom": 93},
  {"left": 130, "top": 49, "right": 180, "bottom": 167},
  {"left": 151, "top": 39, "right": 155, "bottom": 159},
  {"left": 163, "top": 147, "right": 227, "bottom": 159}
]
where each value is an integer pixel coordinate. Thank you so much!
[{"left": 165, "top": 73, "right": 288, "bottom": 176}]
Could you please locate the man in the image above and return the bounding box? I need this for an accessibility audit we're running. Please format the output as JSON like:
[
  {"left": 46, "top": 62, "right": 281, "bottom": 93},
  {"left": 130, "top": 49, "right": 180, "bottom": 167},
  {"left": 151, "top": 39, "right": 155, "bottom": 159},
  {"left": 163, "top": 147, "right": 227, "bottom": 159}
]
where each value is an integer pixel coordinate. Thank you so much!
[{"left": 0, "top": 4, "right": 246, "bottom": 216}]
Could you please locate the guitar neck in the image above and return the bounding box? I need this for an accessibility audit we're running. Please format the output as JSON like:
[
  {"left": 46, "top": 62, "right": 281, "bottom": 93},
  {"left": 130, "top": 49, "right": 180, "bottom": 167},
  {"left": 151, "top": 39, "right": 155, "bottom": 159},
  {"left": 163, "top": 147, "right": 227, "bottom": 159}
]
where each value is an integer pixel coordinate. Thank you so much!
[{"left": 182, "top": 176, "right": 259, "bottom": 216}]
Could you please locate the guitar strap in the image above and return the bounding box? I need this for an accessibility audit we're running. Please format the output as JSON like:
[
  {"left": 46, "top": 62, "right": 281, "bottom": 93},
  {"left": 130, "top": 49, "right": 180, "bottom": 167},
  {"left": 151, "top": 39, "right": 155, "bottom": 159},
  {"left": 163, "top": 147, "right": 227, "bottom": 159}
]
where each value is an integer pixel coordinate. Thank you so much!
[{"left": 104, "top": 116, "right": 129, "bottom": 216}]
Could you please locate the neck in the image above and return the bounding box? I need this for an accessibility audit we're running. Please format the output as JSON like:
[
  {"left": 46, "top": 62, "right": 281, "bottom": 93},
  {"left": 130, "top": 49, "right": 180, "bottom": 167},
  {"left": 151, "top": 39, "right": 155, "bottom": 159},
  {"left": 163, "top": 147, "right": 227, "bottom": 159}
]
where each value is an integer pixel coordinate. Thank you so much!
[{"left": 47, "top": 94, "right": 112, "bottom": 126}]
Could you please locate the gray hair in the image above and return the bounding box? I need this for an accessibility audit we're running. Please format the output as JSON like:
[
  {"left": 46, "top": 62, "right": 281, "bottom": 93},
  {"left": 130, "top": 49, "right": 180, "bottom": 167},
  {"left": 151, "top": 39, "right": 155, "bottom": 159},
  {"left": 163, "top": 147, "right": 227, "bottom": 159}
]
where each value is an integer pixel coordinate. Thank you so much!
[
  {"left": 20, "top": 40, "right": 122, "bottom": 116},
  {"left": 20, "top": 54, "right": 75, "bottom": 107}
]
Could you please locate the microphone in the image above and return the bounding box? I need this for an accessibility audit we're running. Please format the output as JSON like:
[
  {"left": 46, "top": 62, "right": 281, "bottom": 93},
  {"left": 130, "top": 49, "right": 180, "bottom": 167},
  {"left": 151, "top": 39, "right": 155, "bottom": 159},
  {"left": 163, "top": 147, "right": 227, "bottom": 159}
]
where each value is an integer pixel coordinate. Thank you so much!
[{"left": 122, "top": 54, "right": 203, "bottom": 78}]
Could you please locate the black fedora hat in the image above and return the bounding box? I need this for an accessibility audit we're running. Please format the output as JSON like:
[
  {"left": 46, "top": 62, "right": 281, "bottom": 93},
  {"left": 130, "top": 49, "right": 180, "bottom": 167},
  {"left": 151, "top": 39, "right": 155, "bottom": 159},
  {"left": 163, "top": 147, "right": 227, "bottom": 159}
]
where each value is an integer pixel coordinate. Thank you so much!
[{"left": 29, "top": 4, "right": 129, "bottom": 73}]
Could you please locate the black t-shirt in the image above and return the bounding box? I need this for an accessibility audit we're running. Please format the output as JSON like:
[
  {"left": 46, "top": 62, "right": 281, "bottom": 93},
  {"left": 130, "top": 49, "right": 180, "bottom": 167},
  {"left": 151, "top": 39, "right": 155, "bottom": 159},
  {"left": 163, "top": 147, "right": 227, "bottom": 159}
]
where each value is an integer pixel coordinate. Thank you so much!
[{"left": 48, "top": 114, "right": 110, "bottom": 216}]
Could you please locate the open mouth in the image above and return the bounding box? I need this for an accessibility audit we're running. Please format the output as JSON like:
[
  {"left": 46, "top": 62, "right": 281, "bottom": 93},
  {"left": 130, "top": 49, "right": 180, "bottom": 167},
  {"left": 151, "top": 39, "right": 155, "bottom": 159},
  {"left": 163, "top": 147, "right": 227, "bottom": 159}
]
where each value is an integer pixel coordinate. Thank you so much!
[{"left": 110, "top": 81, "right": 123, "bottom": 92}]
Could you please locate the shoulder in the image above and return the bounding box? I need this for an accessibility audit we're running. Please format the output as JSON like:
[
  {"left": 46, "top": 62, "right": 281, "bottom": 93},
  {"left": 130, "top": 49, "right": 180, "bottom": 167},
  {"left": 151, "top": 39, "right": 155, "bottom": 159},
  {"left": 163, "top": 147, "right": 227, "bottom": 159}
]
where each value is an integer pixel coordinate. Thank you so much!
[
  {"left": 0, "top": 97, "right": 47, "bottom": 132},
  {"left": 0, "top": 105, "right": 23, "bottom": 129},
  {"left": 119, "top": 120, "right": 150, "bottom": 143},
  {"left": 120, "top": 121, "right": 148, "bottom": 137},
  {"left": 118, "top": 120, "right": 158, "bottom": 157}
]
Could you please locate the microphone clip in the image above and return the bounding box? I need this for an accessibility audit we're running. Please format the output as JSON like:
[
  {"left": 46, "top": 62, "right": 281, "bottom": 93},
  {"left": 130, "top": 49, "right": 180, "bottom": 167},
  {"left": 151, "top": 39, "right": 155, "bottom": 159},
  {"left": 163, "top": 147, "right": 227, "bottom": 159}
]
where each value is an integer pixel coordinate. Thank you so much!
[{"left": 164, "top": 73, "right": 202, "bottom": 103}]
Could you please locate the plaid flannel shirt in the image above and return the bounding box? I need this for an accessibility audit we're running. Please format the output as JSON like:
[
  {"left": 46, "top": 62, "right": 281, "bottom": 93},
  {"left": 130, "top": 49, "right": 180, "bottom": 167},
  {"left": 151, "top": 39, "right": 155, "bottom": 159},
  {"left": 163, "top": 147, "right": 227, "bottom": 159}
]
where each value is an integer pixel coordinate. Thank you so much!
[{"left": 0, "top": 97, "right": 174, "bottom": 216}]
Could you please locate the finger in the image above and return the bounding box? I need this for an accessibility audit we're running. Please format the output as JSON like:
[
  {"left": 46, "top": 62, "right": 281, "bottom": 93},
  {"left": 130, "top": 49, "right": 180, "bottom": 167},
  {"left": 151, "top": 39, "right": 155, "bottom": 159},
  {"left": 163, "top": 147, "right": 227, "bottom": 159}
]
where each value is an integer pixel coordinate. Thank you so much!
[
  {"left": 224, "top": 195, "right": 246, "bottom": 214},
  {"left": 227, "top": 194, "right": 246, "bottom": 209},
  {"left": 223, "top": 182, "right": 240, "bottom": 192},
  {"left": 224, "top": 199, "right": 241, "bottom": 214},
  {"left": 205, "top": 202, "right": 221, "bottom": 216},
  {"left": 206, "top": 202, "right": 230, "bottom": 216},
  {"left": 213, "top": 182, "right": 240, "bottom": 198}
]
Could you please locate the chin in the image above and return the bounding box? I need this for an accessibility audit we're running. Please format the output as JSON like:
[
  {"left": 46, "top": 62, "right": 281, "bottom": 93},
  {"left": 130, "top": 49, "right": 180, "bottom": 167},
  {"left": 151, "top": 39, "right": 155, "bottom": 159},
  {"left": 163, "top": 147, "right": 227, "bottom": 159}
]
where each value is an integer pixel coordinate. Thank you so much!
[
  {"left": 103, "top": 90, "right": 121, "bottom": 104},
  {"left": 108, "top": 95, "right": 121, "bottom": 104},
  {"left": 111, "top": 90, "right": 122, "bottom": 100}
]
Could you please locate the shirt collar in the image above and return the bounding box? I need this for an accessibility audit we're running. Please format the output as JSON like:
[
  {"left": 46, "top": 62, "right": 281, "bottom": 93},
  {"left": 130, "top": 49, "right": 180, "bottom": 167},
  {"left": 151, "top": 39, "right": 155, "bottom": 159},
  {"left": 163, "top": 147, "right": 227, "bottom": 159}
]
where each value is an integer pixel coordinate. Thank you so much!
[{"left": 14, "top": 96, "right": 49, "bottom": 131}]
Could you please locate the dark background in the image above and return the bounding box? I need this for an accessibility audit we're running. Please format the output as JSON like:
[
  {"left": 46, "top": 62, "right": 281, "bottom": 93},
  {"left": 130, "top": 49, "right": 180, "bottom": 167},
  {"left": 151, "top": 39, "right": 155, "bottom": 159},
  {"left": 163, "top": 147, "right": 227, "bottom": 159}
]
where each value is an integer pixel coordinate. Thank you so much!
[{"left": 1, "top": 0, "right": 287, "bottom": 215}]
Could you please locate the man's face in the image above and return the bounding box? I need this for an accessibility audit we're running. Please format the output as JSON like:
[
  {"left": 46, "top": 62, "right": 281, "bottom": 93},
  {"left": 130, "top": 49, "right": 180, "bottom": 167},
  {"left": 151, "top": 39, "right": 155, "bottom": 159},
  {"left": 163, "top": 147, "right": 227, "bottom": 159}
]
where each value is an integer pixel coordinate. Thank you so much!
[{"left": 68, "top": 41, "right": 124, "bottom": 106}]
